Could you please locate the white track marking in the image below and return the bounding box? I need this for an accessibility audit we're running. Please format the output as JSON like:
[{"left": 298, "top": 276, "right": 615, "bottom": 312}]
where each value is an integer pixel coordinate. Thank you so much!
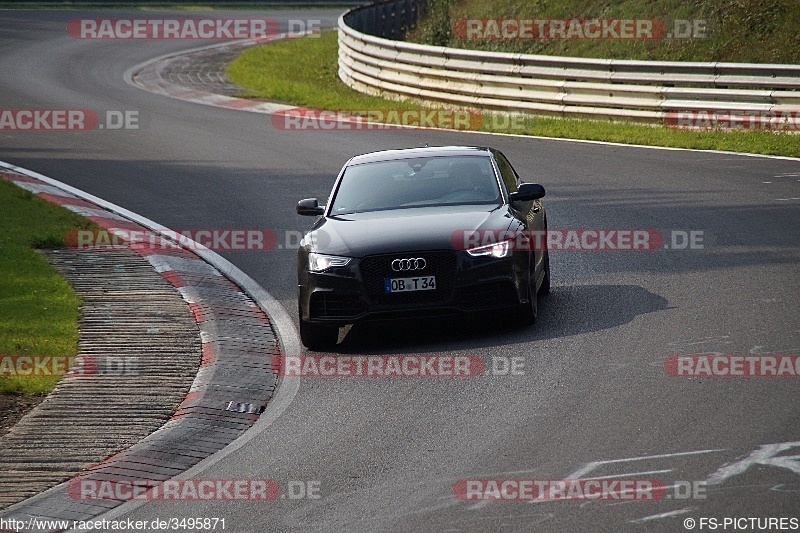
[
  {"left": 706, "top": 442, "right": 800, "bottom": 486},
  {"left": 632, "top": 507, "right": 695, "bottom": 523},
  {"left": 566, "top": 449, "right": 726, "bottom": 479},
  {"left": 579, "top": 469, "right": 674, "bottom": 480}
]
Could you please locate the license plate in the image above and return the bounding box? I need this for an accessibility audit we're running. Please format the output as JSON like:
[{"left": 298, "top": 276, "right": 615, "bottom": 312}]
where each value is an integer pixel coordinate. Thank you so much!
[{"left": 384, "top": 276, "right": 436, "bottom": 293}]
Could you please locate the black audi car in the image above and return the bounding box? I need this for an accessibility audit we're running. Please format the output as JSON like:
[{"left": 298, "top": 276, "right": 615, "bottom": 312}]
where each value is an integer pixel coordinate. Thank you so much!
[{"left": 296, "top": 146, "right": 549, "bottom": 350}]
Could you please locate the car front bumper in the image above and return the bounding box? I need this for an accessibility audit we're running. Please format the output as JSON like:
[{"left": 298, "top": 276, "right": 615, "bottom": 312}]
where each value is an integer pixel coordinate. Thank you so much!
[{"left": 298, "top": 250, "right": 528, "bottom": 326}]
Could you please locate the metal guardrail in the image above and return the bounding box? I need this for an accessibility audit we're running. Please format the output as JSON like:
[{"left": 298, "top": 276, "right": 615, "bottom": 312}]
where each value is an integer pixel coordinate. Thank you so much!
[{"left": 338, "top": 0, "right": 800, "bottom": 124}]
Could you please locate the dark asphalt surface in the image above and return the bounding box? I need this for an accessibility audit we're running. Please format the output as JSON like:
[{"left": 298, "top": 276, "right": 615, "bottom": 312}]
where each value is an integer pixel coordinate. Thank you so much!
[{"left": 1, "top": 9, "right": 799, "bottom": 532}]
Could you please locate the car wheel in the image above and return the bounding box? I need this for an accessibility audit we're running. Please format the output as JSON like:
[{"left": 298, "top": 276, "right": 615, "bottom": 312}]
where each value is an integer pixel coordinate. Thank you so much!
[
  {"left": 538, "top": 249, "right": 551, "bottom": 296},
  {"left": 299, "top": 310, "right": 339, "bottom": 351}
]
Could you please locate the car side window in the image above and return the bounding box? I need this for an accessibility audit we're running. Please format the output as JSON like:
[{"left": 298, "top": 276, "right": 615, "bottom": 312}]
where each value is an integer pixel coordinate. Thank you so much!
[{"left": 494, "top": 152, "right": 519, "bottom": 193}]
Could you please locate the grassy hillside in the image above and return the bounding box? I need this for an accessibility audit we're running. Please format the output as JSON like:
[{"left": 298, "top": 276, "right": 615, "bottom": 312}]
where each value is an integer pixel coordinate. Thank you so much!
[{"left": 408, "top": 0, "right": 800, "bottom": 63}]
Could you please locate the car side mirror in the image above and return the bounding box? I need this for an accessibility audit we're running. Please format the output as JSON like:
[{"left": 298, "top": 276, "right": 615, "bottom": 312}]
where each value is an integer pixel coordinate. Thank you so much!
[
  {"left": 509, "top": 183, "right": 545, "bottom": 202},
  {"left": 296, "top": 198, "right": 325, "bottom": 216}
]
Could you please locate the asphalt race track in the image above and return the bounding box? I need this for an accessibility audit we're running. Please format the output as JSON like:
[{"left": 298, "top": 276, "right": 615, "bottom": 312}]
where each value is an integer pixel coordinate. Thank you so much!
[{"left": 1, "top": 8, "right": 799, "bottom": 532}]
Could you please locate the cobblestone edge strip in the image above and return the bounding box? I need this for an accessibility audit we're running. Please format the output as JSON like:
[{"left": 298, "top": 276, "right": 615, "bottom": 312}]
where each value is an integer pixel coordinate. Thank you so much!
[
  {"left": 0, "top": 247, "right": 201, "bottom": 510},
  {"left": 0, "top": 165, "right": 281, "bottom": 532}
]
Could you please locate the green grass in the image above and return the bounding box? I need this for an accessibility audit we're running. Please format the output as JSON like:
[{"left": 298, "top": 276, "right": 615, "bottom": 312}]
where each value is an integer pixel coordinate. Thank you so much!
[
  {"left": 0, "top": 179, "right": 92, "bottom": 395},
  {"left": 227, "top": 31, "right": 800, "bottom": 157},
  {"left": 409, "top": 0, "right": 800, "bottom": 64},
  {"left": 228, "top": 31, "right": 425, "bottom": 112}
]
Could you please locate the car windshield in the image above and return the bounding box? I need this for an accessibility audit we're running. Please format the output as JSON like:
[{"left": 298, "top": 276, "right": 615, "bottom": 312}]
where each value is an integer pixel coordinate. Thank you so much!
[{"left": 329, "top": 155, "right": 502, "bottom": 215}]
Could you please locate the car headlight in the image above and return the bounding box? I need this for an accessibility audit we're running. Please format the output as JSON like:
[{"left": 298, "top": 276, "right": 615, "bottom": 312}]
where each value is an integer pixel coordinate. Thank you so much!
[
  {"left": 308, "top": 253, "right": 352, "bottom": 272},
  {"left": 466, "top": 240, "right": 511, "bottom": 258}
]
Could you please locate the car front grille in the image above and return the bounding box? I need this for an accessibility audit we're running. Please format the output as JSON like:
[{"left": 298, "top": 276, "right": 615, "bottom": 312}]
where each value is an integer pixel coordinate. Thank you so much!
[{"left": 359, "top": 251, "right": 456, "bottom": 306}]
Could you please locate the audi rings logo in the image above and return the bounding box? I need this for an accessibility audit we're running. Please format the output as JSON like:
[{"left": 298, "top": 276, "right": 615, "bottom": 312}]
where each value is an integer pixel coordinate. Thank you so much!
[{"left": 391, "top": 258, "right": 426, "bottom": 271}]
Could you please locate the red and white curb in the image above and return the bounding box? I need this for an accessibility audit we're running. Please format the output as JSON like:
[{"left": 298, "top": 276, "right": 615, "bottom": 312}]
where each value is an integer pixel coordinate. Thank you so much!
[
  {"left": 124, "top": 35, "right": 300, "bottom": 115},
  {"left": 122, "top": 31, "right": 494, "bottom": 132},
  {"left": 1, "top": 168, "right": 273, "bottom": 419},
  {"left": 0, "top": 162, "right": 300, "bottom": 530}
]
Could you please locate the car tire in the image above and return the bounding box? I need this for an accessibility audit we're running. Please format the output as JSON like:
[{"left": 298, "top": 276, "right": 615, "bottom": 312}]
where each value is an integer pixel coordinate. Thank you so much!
[
  {"left": 538, "top": 250, "right": 551, "bottom": 296},
  {"left": 299, "top": 311, "right": 339, "bottom": 351},
  {"left": 516, "top": 275, "right": 538, "bottom": 326}
]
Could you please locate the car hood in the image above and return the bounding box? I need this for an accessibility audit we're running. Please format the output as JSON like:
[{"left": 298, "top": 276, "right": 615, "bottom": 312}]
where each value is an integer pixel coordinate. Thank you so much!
[{"left": 306, "top": 205, "right": 516, "bottom": 257}]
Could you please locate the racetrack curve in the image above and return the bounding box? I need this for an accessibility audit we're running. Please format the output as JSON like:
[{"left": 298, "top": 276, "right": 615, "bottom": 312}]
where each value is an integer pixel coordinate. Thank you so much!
[{"left": 1, "top": 9, "right": 799, "bottom": 532}]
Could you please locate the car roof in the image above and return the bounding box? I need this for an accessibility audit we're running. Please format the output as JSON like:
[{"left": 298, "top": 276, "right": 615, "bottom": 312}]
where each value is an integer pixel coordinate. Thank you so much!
[{"left": 347, "top": 146, "right": 493, "bottom": 165}]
